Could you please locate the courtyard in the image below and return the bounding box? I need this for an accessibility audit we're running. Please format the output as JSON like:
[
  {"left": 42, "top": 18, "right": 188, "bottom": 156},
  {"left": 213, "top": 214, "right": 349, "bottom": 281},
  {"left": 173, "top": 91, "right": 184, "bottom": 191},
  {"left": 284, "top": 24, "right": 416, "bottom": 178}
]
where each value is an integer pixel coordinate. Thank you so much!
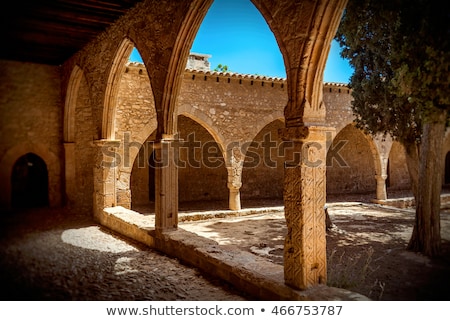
[{"left": 1, "top": 193, "right": 449, "bottom": 301}]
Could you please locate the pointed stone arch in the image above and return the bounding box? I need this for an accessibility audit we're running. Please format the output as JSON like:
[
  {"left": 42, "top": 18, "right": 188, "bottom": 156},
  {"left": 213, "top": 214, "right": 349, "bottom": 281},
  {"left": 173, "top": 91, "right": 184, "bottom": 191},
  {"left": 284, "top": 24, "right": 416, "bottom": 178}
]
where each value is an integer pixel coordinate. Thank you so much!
[
  {"left": 388, "top": 141, "right": 411, "bottom": 191},
  {"left": 64, "top": 65, "right": 84, "bottom": 143},
  {"left": 11, "top": 153, "right": 49, "bottom": 208},
  {"left": 251, "top": 0, "right": 347, "bottom": 124},
  {"left": 241, "top": 118, "right": 285, "bottom": 203},
  {"left": 0, "top": 143, "right": 61, "bottom": 210},
  {"left": 177, "top": 105, "right": 226, "bottom": 158},
  {"left": 102, "top": 37, "right": 135, "bottom": 140},
  {"left": 176, "top": 114, "right": 228, "bottom": 207},
  {"left": 159, "top": 0, "right": 214, "bottom": 137},
  {"left": 326, "top": 124, "right": 383, "bottom": 196}
]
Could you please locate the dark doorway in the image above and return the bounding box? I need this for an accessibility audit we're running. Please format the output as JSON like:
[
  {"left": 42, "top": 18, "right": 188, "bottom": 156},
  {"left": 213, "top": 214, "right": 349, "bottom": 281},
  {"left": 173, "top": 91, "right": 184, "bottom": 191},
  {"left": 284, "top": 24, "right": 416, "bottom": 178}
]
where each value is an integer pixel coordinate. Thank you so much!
[
  {"left": 445, "top": 152, "right": 450, "bottom": 185},
  {"left": 148, "top": 150, "right": 156, "bottom": 202},
  {"left": 11, "top": 153, "right": 49, "bottom": 208}
]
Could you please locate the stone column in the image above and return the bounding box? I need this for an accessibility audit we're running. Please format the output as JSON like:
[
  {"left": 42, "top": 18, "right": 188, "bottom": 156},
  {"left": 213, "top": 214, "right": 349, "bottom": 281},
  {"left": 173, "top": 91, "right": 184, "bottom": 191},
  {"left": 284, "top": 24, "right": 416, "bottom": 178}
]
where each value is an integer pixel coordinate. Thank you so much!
[
  {"left": 375, "top": 174, "right": 388, "bottom": 201},
  {"left": 116, "top": 174, "right": 132, "bottom": 209},
  {"left": 225, "top": 144, "right": 244, "bottom": 211},
  {"left": 154, "top": 135, "right": 178, "bottom": 231},
  {"left": 63, "top": 142, "right": 76, "bottom": 206},
  {"left": 280, "top": 126, "right": 330, "bottom": 290},
  {"left": 226, "top": 165, "right": 242, "bottom": 211},
  {"left": 93, "top": 139, "right": 120, "bottom": 220}
]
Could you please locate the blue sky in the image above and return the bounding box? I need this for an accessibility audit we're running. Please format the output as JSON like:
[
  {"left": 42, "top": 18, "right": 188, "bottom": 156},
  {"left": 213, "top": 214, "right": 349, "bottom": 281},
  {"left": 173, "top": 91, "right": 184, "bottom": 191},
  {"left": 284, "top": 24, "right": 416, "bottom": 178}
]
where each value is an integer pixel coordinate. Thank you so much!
[{"left": 129, "top": 0, "right": 353, "bottom": 83}]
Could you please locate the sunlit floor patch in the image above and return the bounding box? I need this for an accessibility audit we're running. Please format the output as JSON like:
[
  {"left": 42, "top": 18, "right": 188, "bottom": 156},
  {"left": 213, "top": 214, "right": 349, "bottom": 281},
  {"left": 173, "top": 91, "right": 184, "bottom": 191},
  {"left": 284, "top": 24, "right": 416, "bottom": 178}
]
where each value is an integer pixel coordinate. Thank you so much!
[
  {"left": 114, "top": 256, "right": 140, "bottom": 275},
  {"left": 61, "top": 226, "right": 139, "bottom": 253}
]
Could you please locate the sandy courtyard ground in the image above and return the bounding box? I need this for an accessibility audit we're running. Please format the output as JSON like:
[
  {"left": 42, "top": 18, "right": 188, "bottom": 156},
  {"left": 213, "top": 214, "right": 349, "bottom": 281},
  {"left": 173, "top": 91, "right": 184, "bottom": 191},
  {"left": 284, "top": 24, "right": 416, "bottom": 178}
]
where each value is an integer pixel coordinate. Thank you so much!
[
  {"left": 179, "top": 202, "right": 450, "bottom": 301},
  {"left": 1, "top": 200, "right": 449, "bottom": 301}
]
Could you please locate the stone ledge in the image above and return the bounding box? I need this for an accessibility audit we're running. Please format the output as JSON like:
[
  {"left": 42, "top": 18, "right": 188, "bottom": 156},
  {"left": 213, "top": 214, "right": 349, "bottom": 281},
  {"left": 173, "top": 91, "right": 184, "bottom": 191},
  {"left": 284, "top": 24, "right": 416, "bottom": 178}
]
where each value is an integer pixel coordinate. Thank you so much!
[
  {"left": 102, "top": 206, "right": 155, "bottom": 247},
  {"left": 98, "top": 206, "right": 368, "bottom": 301},
  {"left": 371, "top": 193, "right": 450, "bottom": 209},
  {"left": 178, "top": 206, "right": 284, "bottom": 222}
]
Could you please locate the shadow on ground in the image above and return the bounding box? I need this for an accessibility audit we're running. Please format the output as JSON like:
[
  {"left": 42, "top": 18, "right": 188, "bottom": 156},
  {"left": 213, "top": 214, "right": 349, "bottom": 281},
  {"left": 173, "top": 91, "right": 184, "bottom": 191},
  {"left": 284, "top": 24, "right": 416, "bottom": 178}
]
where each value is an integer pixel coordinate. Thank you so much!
[{"left": 179, "top": 203, "right": 450, "bottom": 301}]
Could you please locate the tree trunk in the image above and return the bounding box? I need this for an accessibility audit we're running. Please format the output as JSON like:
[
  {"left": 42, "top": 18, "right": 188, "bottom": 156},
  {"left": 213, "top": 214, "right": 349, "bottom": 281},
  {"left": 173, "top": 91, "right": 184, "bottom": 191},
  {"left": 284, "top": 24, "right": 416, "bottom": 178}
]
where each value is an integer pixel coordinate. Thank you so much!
[{"left": 407, "top": 109, "right": 447, "bottom": 257}]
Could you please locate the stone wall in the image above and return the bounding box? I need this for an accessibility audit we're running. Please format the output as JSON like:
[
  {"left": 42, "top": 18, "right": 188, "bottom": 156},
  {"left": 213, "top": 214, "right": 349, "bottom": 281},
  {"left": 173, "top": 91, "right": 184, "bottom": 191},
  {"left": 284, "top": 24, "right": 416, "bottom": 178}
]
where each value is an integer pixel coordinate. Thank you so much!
[
  {"left": 3, "top": 58, "right": 448, "bottom": 211},
  {"left": 115, "top": 63, "right": 384, "bottom": 207},
  {"left": 241, "top": 119, "right": 285, "bottom": 200},
  {"left": 388, "top": 141, "right": 411, "bottom": 191},
  {"left": 323, "top": 83, "right": 354, "bottom": 135},
  {"left": 73, "top": 73, "right": 96, "bottom": 212},
  {"left": 326, "top": 124, "right": 376, "bottom": 195},
  {"left": 0, "top": 60, "right": 63, "bottom": 209}
]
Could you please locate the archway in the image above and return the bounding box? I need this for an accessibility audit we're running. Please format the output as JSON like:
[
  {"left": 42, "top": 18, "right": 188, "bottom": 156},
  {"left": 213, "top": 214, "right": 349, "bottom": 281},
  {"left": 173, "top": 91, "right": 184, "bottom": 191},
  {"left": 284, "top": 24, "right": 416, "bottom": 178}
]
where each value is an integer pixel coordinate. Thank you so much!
[
  {"left": 326, "top": 124, "right": 377, "bottom": 200},
  {"left": 388, "top": 141, "right": 411, "bottom": 192},
  {"left": 177, "top": 115, "right": 228, "bottom": 210},
  {"left": 11, "top": 153, "right": 49, "bottom": 208},
  {"left": 241, "top": 119, "right": 285, "bottom": 207},
  {"left": 130, "top": 131, "right": 157, "bottom": 212}
]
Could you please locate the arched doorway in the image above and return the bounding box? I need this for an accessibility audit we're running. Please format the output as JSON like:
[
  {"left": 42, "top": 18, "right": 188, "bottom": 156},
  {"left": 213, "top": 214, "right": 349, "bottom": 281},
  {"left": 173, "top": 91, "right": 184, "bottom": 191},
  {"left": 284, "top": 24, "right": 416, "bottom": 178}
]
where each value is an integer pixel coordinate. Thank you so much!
[{"left": 11, "top": 153, "right": 49, "bottom": 208}]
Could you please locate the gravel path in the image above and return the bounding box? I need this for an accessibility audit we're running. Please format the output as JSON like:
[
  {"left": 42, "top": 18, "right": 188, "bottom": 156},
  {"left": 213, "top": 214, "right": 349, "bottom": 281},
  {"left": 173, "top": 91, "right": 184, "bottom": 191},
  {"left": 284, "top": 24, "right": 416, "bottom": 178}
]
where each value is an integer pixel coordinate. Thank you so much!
[{"left": 0, "top": 208, "right": 249, "bottom": 301}]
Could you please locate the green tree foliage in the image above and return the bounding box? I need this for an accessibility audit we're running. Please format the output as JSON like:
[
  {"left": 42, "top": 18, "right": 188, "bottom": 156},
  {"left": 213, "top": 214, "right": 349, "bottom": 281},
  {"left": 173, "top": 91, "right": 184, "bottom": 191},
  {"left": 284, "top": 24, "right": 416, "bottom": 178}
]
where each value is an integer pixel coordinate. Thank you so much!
[
  {"left": 336, "top": 0, "right": 449, "bottom": 257},
  {"left": 214, "top": 64, "right": 229, "bottom": 72}
]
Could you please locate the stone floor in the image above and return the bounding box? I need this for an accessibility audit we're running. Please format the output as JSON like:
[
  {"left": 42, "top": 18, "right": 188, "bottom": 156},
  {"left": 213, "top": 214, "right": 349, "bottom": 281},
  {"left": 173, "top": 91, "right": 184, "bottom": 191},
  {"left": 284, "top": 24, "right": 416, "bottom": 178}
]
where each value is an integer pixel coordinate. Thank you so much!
[
  {"left": 179, "top": 202, "right": 450, "bottom": 300},
  {"left": 1, "top": 189, "right": 449, "bottom": 301},
  {"left": 0, "top": 208, "right": 249, "bottom": 300}
]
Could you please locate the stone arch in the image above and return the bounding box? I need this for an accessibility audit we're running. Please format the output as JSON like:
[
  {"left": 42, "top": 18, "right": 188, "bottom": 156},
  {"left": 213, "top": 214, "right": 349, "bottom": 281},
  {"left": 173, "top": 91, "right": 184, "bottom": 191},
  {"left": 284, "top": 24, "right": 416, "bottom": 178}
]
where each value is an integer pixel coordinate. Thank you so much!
[
  {"left": 388, "top": 141, "right": 411, "bottom": 191},
  {"left": 159, "top": 0, "right": 214, "bottom": 137},
  {"left": 241, "top": 118, "right": 285, "bottom": 203},
  {"left": 64, "top": 65, "right": 84, "bottom": 143},
  {"left": 326, "top": 124, "right": 378, "bottom": 196},
  {"left": 177, "top": 105, "right": 226, "bottom": 158},
  {"left": 112, "top": 44, "right": 158, "bottom": 209},
  {"left": 177, "top": 114, "right": 228, "bottom": 207},
  {"left": 250, "top": 113, "right": 285, "bottom": 143},
  {"left": 0, "top": 143, "right": 61, "bottom": 209},
  {"left": 130, "top": 130, "right": 157, "bottom": 210},
  {"left": 11, "top": 153, "right": 49, "bottom": 208},
  {"left": 251, "top": 0, "right": 347, "bottom": 123},
  {"left": 63, "top": 65, "right": 96, "bottom": 209},
  {"left": 102, "top": 37, "right": 135, "bottom": 140}
]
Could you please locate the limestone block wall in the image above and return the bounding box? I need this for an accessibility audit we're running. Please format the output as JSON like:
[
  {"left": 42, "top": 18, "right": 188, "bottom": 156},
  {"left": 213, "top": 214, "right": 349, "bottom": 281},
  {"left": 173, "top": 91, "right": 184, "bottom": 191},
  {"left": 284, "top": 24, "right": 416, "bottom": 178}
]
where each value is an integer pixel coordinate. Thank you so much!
[
  {"left": 324, "top": 83, "right": 354, "bottom": 135},
  {"left": 114, "top": 63, "right": 406, "bottom": 206},
  {"left": 177, "top": 70, "right": 286, "bottom": 146},
  {"left": 241, "top": 119, "right": 285, "bottom": 200},
  {"left": 0, "top": 60, "right": 63, "bottom": 209},
  {"left": 326, "top": 124, "right": 377, "bottom": 195},
  {"left": 177, "top": 115, "right": 228, "bottom": 203},
  {"left": 73, "top": 74, "right": 96, "bottom": 211},
  {"left": 115, "top": 63, "right": 157, "bottom": 207},
  {"left": 388, "top": 141, "right": 411, "bottom": 191}
]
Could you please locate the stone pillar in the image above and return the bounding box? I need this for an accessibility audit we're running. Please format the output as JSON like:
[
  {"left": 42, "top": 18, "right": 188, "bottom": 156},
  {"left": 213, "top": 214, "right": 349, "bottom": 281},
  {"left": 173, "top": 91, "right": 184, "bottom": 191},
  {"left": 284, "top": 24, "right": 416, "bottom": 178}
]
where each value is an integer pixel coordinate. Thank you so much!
[
  {"left": 154, "top": 135, "right": 178, "bottom": 231},
  {"left": 225, "top": 144, "right": 244, "bottom": 211},
  {"left": 116, "top": 175, "right": 132, "bottom": 209},
  {"left": 375, "top": 174, "right": 388, "bottom": 201},
  {"left": 93, "top": 140, "right": 120, "bottom": 220},
  {"left": 227, "top": 165, "right": 242, "bottom": 211},
  {"left": 280, "top": 126, "right": 330, "bottom": 290},
  {"left": 63, "top": 142, "right": 76, "bottom": 206}
]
